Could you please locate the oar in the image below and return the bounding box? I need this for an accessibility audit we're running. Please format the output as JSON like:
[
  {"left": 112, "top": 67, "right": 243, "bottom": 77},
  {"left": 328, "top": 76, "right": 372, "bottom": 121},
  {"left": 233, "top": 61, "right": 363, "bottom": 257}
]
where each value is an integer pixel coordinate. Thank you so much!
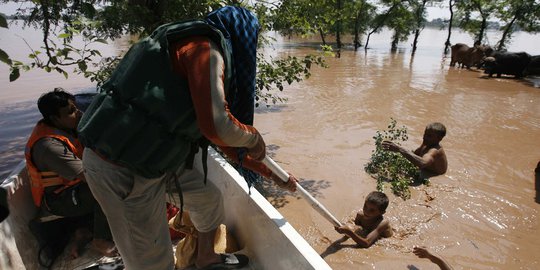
[{"left": 262, "top": 156, "right": 343, "bottom": 227}]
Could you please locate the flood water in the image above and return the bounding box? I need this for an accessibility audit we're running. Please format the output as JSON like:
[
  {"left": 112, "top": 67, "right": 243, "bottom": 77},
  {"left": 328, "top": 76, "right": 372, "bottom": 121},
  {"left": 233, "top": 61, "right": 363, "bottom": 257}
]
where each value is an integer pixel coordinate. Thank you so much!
[{"left": 1, "top": 23, "right": 540, "bottom": 269}]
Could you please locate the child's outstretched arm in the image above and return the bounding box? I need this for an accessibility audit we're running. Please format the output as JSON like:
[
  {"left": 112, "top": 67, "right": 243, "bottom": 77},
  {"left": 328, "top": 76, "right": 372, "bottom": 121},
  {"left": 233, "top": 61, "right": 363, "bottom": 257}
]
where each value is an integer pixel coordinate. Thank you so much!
[
  {"left": 413, "top": 246, "right": 453, "bottom": 270},
  {"left": 334, "top": 220, "right": 390, "bottom": 248},
  {"left": 334, "top": 225, "right": 369, "bottom": 247},
  {"left": 382, "top": 141, "right": 435, "bottom": 169}
]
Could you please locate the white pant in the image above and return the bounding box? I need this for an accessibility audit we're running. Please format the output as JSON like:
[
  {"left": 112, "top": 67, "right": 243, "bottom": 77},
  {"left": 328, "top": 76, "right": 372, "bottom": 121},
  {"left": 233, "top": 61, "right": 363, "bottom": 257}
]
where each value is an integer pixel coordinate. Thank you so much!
[{"left": 83, "top": 148, "right": 224, "bottom": 270}]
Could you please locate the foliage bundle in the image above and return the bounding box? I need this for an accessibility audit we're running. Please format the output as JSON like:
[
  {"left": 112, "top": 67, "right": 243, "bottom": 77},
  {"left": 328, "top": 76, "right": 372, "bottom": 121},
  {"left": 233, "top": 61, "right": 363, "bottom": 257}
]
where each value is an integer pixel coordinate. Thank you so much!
[{"left": 364, "top": 119, "right": 420, "bottom": 200}]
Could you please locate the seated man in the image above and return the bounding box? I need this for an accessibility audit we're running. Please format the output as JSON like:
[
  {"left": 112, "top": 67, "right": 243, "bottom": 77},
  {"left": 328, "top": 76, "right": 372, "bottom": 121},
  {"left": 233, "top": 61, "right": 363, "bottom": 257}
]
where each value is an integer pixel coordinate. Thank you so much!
[
  {"left": 382, "top": 122, "right": 448, "bottom": 177},
  {"left": 25, "top": 88, "right": 116, "bottom": 258}
]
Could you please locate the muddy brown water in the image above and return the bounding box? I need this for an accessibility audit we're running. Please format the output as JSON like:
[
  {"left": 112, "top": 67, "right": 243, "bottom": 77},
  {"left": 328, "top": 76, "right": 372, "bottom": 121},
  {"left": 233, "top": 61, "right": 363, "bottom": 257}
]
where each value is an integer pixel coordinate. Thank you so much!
[
  {"left": 1, "top": 24, "right": 539, "bottom": 269},
  {"left": 255, "top": 33, "right": 540, "bottom": 269}
]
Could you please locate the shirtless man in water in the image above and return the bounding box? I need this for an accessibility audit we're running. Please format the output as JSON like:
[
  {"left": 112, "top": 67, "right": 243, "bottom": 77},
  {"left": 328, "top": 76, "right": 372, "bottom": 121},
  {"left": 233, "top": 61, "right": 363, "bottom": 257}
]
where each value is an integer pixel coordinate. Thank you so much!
[{"left": 382, "top": 122, "right": 448, "bottom": 176}]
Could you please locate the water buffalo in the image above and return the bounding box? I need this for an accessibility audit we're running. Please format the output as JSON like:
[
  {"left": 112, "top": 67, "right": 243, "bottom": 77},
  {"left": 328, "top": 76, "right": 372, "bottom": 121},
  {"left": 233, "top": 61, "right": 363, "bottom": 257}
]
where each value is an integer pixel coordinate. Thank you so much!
[
  {"left": 450, "top": 43, "right": 488, "bottom": 69},
  {"left": 524, "top": 55, "right": 540, "bottom": 76},
  {"left": 483, "top": 52, "right": 531, "bottom": 78}
]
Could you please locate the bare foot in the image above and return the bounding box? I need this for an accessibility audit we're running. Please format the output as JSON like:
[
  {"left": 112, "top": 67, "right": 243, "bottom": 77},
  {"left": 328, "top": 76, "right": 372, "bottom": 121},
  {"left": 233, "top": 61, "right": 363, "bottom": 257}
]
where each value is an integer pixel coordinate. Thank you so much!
[
  {"left": 92, "top": 238, "right": 118, "bottom": 257},
  {"left": 70, "top": 228, "right": 92, "bottom": 258}
]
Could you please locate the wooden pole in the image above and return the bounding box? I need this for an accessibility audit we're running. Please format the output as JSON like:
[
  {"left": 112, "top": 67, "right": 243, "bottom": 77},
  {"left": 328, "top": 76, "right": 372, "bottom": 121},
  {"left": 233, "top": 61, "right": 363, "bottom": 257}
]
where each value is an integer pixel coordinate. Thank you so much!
[{"left": 262, "top": 157, "right": 342, "bottom": 227}]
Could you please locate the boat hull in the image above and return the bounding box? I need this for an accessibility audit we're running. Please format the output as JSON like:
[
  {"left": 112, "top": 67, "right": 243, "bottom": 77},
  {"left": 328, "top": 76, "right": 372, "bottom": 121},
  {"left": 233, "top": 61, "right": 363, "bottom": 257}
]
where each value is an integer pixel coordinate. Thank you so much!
[{"left": 0, "top": 148, "right": 331, "bottom": 269}]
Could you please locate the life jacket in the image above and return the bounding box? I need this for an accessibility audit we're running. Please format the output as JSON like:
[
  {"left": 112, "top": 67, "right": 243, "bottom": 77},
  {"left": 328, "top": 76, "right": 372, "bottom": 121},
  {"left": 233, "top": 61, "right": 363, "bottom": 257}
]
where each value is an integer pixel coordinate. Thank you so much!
[
  {"left": 78, "top": 20, "right": 233, "bottom": 178},
  {"left": 25, "top": 121, "right": 83, "bottom": 207}
]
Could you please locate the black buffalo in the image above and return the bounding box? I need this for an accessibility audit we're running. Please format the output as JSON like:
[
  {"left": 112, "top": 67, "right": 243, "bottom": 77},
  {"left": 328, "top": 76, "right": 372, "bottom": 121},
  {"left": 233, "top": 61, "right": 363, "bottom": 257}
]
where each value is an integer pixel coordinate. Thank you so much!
[
  {"left": 524, "top": 55, "right": 540, "bottom": 76},
  {"left": 483, "top": 51, "right": 531, "bottom": 78}
]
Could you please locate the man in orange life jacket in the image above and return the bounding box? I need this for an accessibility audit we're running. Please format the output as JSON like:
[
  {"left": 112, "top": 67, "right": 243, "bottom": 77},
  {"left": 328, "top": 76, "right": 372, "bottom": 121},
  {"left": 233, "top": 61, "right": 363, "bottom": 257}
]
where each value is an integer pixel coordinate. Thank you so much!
[{"left": 25, "top": 88, "right": 116, "bottom": 258}]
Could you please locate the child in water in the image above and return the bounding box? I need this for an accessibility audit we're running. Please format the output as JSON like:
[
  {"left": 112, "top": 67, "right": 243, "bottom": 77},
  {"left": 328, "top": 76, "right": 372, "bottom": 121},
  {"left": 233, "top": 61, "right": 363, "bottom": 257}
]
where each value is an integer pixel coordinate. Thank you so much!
[
  {"left": 334, "top": 191, "right": 393, "bottom": 248},
  {"left": 382, "top": 122, "right": 448, "bottom": 177}
]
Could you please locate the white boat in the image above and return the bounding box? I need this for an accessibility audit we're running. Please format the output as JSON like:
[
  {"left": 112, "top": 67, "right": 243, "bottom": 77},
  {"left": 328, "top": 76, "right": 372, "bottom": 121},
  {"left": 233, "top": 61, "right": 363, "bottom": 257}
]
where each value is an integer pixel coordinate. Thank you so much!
[{"left": 0, "top": 147, "right": 332, "bottom": 269}]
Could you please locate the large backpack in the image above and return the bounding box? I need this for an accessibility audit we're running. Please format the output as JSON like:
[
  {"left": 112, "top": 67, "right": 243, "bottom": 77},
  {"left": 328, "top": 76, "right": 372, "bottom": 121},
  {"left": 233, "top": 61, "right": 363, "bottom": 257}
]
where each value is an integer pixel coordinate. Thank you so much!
[{"left": 79, "top": 6, "right": 260, "bottom": 183}]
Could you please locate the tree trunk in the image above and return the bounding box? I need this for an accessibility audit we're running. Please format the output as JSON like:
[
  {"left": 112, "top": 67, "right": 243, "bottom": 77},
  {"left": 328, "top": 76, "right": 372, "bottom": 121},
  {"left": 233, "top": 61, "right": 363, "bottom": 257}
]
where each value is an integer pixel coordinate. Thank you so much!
[
  {"left": 412, "top": 0, "right": 428, "bottom": 55},
  {"left": 336, "top": 0, "right": 343, "bottom": 50},
  {"left": 365, "top": 32, "right": 372, "bottom": 51},
  {"left": 354, "top": 11, "right": 361, "bottom": 50},
  {"left": 496, "top": 15, "right": 517, "bottom": 51},
  {"left": 477, "top": 17, "right": 487, "bottom": 45},
  {"left": 391, "top": 32, "right": 399, "bottom": 52},
  {"left": 412, "top": 29, "right": 420, "bottom": 54},
  {"left": 444, "top": 0, "right": 454, "bottom": 54},
  {"left": 319, "top": 28, "right": 327, "bottom": 45},
  {"left": 364, "top": 3, "right": 399, "bottom": 49}
]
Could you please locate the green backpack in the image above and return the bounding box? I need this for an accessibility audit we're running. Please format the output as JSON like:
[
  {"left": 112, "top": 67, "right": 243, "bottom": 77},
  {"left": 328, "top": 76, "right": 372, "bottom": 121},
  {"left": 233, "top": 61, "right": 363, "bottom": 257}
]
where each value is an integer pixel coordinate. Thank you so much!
[{"left": 78, "top": 20, "right": 233, "bottom": 178}]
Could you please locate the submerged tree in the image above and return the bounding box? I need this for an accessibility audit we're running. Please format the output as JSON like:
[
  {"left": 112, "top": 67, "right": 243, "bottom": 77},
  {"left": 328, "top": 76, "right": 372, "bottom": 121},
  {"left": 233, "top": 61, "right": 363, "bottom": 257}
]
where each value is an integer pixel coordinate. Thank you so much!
[
  {"left": 444, "top": 0, "right": 456, "bottom": 54},
  {"left": 348, "top": 0, "right": 376, "bottom": 50},
  {"left": 494, "top": 0, "right": 540, "bottom": 51},
  {"left": 455, "top": 0, "right": 497, "bottom": 45},
  {"left": 364, "top": 1, "right": 401, "bottom": 49},
  {"left": 385, "top": 1, "right": 416, "bottom": 51},
  {"left": 410, "top": 0, "right": 430, "bottom": 54},
  {"left": 271, "top": 0, "right": 335, "bottom": 45}
]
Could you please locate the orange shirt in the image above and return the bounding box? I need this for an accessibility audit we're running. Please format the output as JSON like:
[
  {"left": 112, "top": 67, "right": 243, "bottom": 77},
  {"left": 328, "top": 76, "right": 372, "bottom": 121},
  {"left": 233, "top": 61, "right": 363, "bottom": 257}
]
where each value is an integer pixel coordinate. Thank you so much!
[{"left": 170, "top": 36, "right": 271, "bottom": 178}]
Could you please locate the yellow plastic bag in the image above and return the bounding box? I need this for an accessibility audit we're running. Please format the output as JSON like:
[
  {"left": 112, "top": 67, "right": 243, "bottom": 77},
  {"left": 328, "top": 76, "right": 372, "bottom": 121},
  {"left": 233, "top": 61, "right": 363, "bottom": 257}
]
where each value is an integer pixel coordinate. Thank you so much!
[{"left": 169, "top": 211, "right": 239, "bottom": 269}]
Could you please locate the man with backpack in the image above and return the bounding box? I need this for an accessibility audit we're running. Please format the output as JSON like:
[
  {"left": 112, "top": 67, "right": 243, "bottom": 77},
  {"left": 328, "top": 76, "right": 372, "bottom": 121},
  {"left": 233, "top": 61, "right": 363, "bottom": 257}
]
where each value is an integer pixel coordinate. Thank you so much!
[{"left": 78, "top": 6, "right": 297, "bottom": 270}]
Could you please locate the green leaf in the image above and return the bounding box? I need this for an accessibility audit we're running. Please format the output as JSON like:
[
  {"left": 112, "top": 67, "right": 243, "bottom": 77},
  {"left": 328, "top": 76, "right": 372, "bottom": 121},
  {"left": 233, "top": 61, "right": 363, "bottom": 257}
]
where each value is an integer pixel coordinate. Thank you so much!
[
  {"left": 9, "top": 68, "right": 20, "bottom": 82},
  {"left": 0, "top": 14, "right": 7, "bottom": 28},
  {"left": 0, "top": 49, "right": 12, "bottom": 65},
  {"left": 95, "top": 38, "right": 108, "bottom": 44},
  {"left": 58, "top": 33, "right": 71, "bottom": 39},
  {"left": 78, "top": 61, "right": 87, "bottom": 71}
]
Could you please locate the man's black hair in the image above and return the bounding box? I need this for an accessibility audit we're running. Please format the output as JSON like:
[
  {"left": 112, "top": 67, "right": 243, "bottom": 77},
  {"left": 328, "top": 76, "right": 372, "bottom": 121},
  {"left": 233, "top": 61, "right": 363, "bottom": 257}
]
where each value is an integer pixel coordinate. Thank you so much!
[
  {"left": 426, "top": 122, "right": 447, "bottom": 138},
  {"left": 37, "top": 88, "right": 75, "bottom": 123}
]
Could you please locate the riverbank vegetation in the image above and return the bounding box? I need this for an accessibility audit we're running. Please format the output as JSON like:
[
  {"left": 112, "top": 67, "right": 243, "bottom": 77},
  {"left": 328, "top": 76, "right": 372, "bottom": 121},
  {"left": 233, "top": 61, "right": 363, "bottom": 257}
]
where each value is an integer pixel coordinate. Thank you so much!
[{"left": 0, "top": 0, "right": 539, "bottom": 94}]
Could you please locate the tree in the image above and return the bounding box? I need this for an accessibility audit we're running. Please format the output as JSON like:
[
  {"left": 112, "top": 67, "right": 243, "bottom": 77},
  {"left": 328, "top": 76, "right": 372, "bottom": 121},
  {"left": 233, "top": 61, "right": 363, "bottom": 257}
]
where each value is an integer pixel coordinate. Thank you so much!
[
  {"left": 494, "top": 0, "right": 540, "bottom": 51},
  {"left": 384, "top": 0, "right": 416, "bottom": 51},
  {"left": 444, "top": 0, "right": 456, "bottom": 54},
  {"left": 411, "top": 0, "right": 430, "bottom": 55},
  {"left": 271, "top": 0, "right": 336, "bottom": 46},
  {"left": 364, "top": 1, "right": 401, "bottom": 49},
  {"left": 344, "top": 0, "right": 375, "bottom": 50},
  {"left": 455, "top": 0, "right": 498, "bottom": 45},
  {"left": 1, "top": 1, "right": 327, "bottom": 107}
]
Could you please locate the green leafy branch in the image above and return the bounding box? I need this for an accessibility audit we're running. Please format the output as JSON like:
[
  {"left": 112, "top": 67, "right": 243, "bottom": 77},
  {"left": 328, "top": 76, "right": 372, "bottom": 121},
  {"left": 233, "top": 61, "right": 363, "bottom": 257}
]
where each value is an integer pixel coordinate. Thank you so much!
[
  {"left": 0, "top": 14, "right": 12, "bottom": 68},
  {"left": 364, "top": 118, "right": 421, "bottom": 200},
  {"left": 7, "top": 16, "right": 108, "bottom": 82},
  {"left": 255, "top": 47, "right": 330, "bottom": 107}
]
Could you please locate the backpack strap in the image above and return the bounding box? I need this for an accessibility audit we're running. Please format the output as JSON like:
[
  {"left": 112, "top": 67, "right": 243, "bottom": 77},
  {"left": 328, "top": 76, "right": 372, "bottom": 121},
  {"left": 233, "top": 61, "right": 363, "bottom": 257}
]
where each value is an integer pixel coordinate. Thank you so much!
[{"left": 184, "top": 137, "right": 211, "bottom": 185}]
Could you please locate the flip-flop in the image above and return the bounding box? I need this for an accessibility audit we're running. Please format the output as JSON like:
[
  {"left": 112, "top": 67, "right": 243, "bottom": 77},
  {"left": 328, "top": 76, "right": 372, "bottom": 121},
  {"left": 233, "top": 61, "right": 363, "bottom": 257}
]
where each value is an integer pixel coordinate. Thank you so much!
[{"left": 198, "top": 253, "right": 249, "bottom": 270}]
